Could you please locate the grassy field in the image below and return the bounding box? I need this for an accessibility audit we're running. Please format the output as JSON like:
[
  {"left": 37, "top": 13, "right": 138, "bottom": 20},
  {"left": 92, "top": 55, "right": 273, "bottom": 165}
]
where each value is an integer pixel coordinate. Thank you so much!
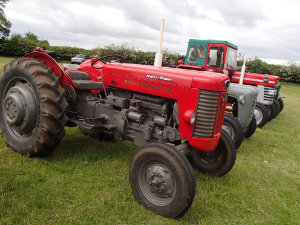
[{"left": 0, "top": 56, "right": 299, "bottom": 224}]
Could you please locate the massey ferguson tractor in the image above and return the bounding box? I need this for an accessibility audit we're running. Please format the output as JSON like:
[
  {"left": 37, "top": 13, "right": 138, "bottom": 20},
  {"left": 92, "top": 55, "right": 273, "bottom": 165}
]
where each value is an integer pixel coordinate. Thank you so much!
[
  {"left": 0, "top": 47, "right": 236, "bottom": 218},
  {"left": 177, "top": 40, "right": 259, "bottom": 148},
  {"left": 178, "top": 39, "right": 284, "bottom": 128}
]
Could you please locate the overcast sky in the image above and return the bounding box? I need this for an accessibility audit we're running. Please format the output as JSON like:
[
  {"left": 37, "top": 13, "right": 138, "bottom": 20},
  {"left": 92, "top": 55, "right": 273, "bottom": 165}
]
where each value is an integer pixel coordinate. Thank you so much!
[{"left": 5, "top": 0, "right": 300, "bottom": 64}]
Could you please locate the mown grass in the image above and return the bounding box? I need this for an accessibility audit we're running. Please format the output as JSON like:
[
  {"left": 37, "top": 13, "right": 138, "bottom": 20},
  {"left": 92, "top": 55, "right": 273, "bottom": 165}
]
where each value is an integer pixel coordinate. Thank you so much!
[{"left": 0, "top": 56, "right": 299, "bottom": 224}]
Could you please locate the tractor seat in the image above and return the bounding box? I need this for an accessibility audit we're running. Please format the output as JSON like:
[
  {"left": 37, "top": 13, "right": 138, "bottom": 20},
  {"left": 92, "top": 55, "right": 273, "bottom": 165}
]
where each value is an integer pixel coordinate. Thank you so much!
[
  {"left": 73, "top": 80, "right": 103, "bottom": 90},
  {"left": 66, "top": 71, "right": 90, "bottom": 80}
]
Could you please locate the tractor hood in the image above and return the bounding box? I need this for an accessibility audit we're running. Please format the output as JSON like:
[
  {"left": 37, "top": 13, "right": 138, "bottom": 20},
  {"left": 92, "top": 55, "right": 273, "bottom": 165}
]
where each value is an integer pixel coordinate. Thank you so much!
[
  {"left": 232, "top": 71, "right": 280, "bottom": 88},
  {"left": 102, "top": 63, "right": 229, "bottom": 95}
]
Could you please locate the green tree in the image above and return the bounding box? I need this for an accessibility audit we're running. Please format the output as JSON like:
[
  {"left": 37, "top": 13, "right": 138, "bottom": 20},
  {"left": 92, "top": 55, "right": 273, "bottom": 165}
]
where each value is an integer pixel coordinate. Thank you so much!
[{"left": 0, "top": 0, "right": 11, "bottom": 38}]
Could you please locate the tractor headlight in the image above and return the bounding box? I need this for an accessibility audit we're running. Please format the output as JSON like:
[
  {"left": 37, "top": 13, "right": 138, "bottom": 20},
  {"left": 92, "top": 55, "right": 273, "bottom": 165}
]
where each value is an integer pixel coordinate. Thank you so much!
[
  {"left": 263, "top": 76, "right": 269, "bottom": 82},
  {"left": 224, "top": 80, "right": 230, "bottom": 89},
  {"left": 238, "top": 95, "right": 245, "bottom": 104},
  {"left": 183, "top": 110, "right": 196, "bottom": 125}
]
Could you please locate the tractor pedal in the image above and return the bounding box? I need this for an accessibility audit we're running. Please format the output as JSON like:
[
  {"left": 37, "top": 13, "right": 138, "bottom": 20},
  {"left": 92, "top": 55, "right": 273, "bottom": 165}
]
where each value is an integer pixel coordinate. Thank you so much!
[{"left": 73, "top": 80, "right": 103, "bottom": 90}]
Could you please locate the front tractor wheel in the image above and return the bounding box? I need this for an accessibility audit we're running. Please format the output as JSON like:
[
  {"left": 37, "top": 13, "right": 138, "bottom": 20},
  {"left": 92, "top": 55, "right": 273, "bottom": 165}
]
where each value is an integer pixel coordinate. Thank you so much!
[
  {"left": 0, "top": 58, "right": 68, "bottom": 156},
  {"left": 278, "top": 97, "right": 284, "bottom": 113},
  {"left": 129, "top": 143, "right": 196, "bottom": 218},
  {"left": 244, "top": 116, "right": 257, "bottom": 138},
  {"left": 254, "top": 102, "right": 268, "bottom": 128},
  {"left": 222, "top": 114, "right": 244, "bottom": 149},
  {"left": 190, "top": 131, "right": 236, "bottom": 177}
]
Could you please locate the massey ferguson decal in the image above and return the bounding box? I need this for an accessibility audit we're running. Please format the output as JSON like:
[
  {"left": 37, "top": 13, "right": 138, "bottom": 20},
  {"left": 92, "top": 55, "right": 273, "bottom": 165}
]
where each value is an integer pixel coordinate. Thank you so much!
[{"left": 146, "top": 74, "right": 173, "bottom": 82}]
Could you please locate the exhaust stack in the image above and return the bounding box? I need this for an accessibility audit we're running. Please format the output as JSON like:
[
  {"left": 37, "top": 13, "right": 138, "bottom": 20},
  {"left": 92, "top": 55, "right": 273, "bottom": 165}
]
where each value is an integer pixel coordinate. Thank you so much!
[
  {"left": 239, "top": 52, "right": 247, "bottom": 84},
  {"left": 154, "top": 19, "right": 165, "bottom": 67}
]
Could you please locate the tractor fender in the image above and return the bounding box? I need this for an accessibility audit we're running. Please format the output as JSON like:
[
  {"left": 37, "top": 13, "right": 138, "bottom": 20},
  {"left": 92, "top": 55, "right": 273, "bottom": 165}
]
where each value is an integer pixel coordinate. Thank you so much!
[{"left": 24, "top": 47, "right": 74, "bottom": 88}]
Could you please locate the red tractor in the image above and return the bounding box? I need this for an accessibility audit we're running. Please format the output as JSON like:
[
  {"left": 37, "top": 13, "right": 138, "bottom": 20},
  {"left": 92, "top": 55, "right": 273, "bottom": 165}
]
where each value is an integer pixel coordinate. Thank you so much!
[
  {"left": 178, "top": 39, "right": 284, "bottom": 128},
  {"left": 0, "top": 48, "right": 235, "bottom": 218}
]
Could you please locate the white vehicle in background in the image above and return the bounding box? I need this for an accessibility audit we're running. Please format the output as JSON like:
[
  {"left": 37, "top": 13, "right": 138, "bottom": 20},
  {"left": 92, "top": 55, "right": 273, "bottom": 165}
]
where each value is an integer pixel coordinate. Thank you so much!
[{"left": 71, "top": 54, "right": 88, "bottom": 64}]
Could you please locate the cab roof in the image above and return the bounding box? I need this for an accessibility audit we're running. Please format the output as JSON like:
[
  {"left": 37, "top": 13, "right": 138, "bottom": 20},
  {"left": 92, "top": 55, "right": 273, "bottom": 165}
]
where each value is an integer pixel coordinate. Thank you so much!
[{"left": 188, "top": 39, "right": 238, "bottom": 50}]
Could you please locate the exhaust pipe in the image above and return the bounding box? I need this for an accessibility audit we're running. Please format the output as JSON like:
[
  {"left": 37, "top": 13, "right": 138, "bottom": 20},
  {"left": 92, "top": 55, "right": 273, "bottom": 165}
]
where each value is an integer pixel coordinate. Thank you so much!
[
  {"left": 154, "top": 19, "right": 165, "bottom": 67},
  {"left": 239, "top": 52, "right": 247, "bottom": 84}
]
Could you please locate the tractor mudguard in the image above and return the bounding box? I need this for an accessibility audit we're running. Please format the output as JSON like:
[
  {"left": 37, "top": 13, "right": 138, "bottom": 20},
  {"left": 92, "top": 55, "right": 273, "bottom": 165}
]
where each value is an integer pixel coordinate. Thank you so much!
[{"left": 24, "top": 47, "right": 75, "bottom": 88}]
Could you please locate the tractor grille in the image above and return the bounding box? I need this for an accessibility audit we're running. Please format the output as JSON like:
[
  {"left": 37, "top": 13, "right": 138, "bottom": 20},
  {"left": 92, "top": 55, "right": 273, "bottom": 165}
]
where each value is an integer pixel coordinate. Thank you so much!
[
  {"left": 192, "top": 90, "right": 220, "bottom": 138},
  {"left": 264, "top": 86, "right": 275, "bottom": 102}
]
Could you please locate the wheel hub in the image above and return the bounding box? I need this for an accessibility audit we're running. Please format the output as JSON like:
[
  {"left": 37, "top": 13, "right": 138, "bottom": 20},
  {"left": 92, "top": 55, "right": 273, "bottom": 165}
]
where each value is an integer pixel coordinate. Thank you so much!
[
  {"left": 222, "top": 123, "right": 235, "bottom": 140},
  {"left": 3, "top": 82, "right": 37, "bottom": 135},
  {"left": 254, "top": 108, "right": 262, "bottom": 124},
  {"left": 146, "top": 164, "right": 174, "bottom": 198}
]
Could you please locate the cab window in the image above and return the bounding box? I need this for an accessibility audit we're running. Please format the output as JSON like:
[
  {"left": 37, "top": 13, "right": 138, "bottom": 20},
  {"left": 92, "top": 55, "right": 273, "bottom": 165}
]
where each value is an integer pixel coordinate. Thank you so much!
[
  {"left": 227, "top": 47, "right": 237, "bottom": 69},
  {"left": 208, "top": 47, "right": 224, "bottom": 68},
  {"left": 188, "top": 45, "right": 206, "bottom": 62}
]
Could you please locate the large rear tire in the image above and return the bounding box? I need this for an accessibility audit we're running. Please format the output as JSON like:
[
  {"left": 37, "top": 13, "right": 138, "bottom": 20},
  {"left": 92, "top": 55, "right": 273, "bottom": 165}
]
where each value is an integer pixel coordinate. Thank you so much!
[
  {"left": 244, "top": 116, "right": 257, "bottom": 138},
  {"left": 129, "top": 143, "right": 195, "bottom": 218},
  {"left": 222, "top": 114, "right": 244, "bottom": 149},
  {"left": 254, "top": 102, "right": 268, "bottom": 128},
  {"left": 0, "top": 58, "right": 67, "bottom": 156},
  {"left": 190, "top": 131, "right": 236, "bottom": 177}
]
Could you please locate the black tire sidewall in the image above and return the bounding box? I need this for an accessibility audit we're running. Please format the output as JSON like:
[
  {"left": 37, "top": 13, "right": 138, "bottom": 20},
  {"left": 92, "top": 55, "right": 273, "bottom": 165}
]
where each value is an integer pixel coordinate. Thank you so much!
[
  {"left": 255, "top": 102, "right": 268, "bottom": 128},
  {"left": 129, "top": 143, "right": 195, "bottom": 218},
  {"left": 244, "top": 116, "right": 257, "bottom": 138},
  {"left": 222, "top": 114, "right": 244, "bottom": 149},
  {"left": 0, "top": 65, "right": 43, "bottom": 153}
]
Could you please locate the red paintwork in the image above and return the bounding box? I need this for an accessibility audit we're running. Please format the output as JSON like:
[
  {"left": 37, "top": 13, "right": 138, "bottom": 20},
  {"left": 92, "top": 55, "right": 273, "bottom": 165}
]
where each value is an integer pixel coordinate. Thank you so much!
[
  {"left": 232, "top": 71, "right": 279, "bottom": 88},
  {"left": 24, "top": 50, "right": 230, "bottom": 152},
  {"left": 24, "top": 49, "right": 74, "bottom": 88},
  {"left": 180, "top": 42, "right": 281, "bottom": 88}
]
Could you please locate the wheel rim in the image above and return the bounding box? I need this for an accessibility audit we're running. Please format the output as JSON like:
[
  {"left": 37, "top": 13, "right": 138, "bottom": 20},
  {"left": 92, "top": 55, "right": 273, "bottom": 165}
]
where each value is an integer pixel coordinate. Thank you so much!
[
  {"left": 222, "top": 122, "right": 235, "bottom": 140},
  {"left": 194, "top": 146, "right": 223, "bottom": 170},
  {"left": 3, "top": 79, "right": 38, "bottom": 139},
  {"left": 254, "top": 107, "right": 263, "bottom": 125},
  {"left": 139, "top": 160, "right": 176, "bottom": 206}
]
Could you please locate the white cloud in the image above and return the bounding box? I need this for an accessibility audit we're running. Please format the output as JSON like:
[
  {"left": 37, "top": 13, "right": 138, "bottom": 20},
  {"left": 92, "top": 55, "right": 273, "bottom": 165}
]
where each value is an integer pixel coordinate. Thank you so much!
[{"left": 4, "top": 0, "right": 300, "bottom": 62}]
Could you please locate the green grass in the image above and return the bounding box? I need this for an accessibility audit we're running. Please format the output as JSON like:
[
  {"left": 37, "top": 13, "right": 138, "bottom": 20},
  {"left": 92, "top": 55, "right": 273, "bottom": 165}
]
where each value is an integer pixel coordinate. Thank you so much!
[{"left": 0, "top": 56, "right": 299, "bottom": 224}]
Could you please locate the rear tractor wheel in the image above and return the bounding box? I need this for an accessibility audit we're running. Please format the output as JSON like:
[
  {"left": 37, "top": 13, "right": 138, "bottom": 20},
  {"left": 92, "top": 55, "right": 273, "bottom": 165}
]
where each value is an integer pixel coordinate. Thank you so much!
[
  {"left": 0, "top": 58, "right": 68, "bottom": 156},
  {"left": 190, "top": 131, "right": 236, "bottom": 177},
  {"left": 130, "top": 143, "right": 196, "bottom": 218}
]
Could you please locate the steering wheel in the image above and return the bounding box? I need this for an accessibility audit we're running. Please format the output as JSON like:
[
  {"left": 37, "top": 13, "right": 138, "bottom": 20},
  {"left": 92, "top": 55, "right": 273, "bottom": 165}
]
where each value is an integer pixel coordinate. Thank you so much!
[{"left": 91, "top": 54, "right": 123, "bottom": 69}]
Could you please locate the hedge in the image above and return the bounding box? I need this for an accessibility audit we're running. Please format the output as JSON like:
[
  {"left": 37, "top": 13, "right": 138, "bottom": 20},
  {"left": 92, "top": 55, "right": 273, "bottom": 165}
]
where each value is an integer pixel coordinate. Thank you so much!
[{"left": 0, "top": 33, "right": 299, "bottom": 83}]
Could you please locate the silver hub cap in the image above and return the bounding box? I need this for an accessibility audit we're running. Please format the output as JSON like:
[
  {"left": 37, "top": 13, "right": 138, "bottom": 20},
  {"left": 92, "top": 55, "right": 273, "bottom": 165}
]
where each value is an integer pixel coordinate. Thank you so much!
[
  {"left": 139, "top": 161, "right": 176, "bottom": 206},
  {"left": 3, "top": 82, "right": 37, "bottom": 136},
  {"left": 222, "top": 123, "right": 235, "bottom": 140},
  {"left": 254, "top": 108, "right": 263, "bottom": 125}
]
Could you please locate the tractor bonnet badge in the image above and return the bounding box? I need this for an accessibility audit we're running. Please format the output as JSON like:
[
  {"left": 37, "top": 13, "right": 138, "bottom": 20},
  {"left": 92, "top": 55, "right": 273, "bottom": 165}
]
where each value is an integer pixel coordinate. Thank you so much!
[{"left": 146, "top": 74, "right": 173, "bottom": 82}]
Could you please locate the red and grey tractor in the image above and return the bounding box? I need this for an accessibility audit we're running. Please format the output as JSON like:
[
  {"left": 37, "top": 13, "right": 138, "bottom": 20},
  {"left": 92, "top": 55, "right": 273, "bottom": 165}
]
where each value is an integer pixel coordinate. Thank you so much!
[
  {"left": 0, "top": 47, "right": 236, "bottom": 218},
  {"left": 178, "top": 39, "right": 283, "bottom": 128},
  {"left": 177, "top": 40, "right": 259, "bottom": 148}
]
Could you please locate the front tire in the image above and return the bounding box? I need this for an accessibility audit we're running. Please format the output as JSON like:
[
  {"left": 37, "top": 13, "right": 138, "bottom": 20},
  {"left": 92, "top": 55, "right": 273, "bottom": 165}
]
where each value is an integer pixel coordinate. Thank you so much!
[
  {"left": 222, "top": 114, "right": 244, "bottom": 149},
  {"left": 268, "top": 101, "right": 279, "bottom": 121},
  {"left": 244, "top": 116, "right": 257, "bottom": 138},
  {"left": 190, "top": 131, "right": 236, "bottom": 177},
  {"left": 129, "top": 143, "right": 195, "bottom": 218},
  {"left": 254, "top": 102, "right": 268, "bottom": 128},
  {"left": 278, "top": 97, "right": 284, "bottom": 113},
  {"left": 0, "top": 58, "right": 67, "bottom": 156}
]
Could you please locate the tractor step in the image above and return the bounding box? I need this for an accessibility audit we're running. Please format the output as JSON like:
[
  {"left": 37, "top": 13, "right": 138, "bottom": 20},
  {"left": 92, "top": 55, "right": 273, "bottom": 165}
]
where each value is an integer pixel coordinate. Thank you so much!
[{"left": 73, "top": 80, "right": 103, "bottom": 90}]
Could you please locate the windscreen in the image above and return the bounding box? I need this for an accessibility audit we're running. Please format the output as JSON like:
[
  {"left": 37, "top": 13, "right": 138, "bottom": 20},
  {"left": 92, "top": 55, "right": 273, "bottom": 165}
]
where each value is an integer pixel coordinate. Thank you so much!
[{"left": 227, "top": 47, "right": 237, "bottom": 69}]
